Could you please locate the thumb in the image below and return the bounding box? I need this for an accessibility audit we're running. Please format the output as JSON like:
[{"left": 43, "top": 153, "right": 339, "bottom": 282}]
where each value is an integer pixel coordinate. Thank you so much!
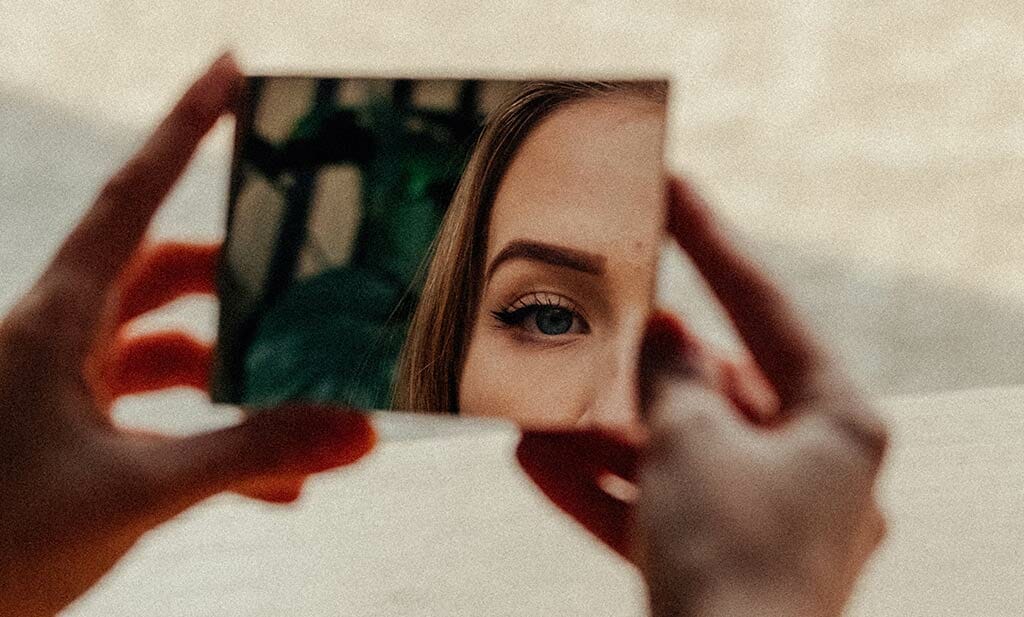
[{"left": 138, "top": 405, "right": 376, "bottom": 516}]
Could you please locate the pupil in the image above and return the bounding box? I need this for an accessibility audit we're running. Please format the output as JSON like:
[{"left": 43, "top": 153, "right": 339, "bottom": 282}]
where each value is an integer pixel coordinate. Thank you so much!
[{"left": 535, "top": 306, "right": 573, "bottom": 335}]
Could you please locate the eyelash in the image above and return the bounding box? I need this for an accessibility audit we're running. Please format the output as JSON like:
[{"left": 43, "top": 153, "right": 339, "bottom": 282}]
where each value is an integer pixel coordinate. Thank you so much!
[{"left": 490, "top": 291, "right": 590, "bottom": 337}]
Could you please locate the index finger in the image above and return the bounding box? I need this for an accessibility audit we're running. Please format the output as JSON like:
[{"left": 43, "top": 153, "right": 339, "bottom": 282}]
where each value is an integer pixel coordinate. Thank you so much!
[
  {"left": 42, "top": 53, "right": 242, "bottom": 356},
  {"left": 664, "top": 177, "right": 837, "bottom": 410}
]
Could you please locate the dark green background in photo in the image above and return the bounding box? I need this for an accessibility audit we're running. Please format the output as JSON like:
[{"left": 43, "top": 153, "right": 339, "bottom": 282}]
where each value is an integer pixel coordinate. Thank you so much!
[{"left": 214, "top": 77, "right": 485, "bottom": 410}]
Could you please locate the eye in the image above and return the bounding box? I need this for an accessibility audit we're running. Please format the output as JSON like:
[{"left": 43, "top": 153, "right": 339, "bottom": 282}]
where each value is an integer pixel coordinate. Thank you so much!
[{"left": 491, "top": 292, "right": 590, "bottom": 338}]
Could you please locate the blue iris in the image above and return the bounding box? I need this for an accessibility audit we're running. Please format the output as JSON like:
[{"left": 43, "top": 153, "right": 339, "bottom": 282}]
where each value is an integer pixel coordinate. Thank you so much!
[{"left": 535, "top": 306, "right": 574, "bottom": 335}]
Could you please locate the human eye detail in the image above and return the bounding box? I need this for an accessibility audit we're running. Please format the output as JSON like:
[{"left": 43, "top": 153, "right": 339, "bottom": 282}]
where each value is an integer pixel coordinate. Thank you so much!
[{"left": 490, "top": 291, "right": 590, "bottom": 337}]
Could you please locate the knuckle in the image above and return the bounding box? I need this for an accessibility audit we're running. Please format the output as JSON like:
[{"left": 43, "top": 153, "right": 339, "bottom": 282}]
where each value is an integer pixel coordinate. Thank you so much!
[
  {"left": 806, "top": 378, "right": 891, "bottom": 463},
  {"left": 874, "top": 510, "right": 889, "bottom": 546},
  {"left": 647, "top": 392, "right": 723, "bottom": 463},
  {"left": 857, "top": 412, "right": 890, "bottom": 460},
  {"left": 672, "top": 405, "right": 720, "bottom": 438},
  {"left": 0, "top": 297, "right": 61, "bottom": 357},
  {"left": 803, "top": 369, "right": 851, "bottom": 404},
  {"left": 794, "top": 419, "right": 847, "bottom": 468},
  {"left": 836, "top": 401, "right": 891, "bottom": 462},
  {"left": 795, "top": 406, "right": 889, "bottom": 478},
  {"left": 0, "top": 273, "right": 102, "bottom": 363},
  {"left": 36, "top": 273, "right": 95, "bottom": 332},
  {"left": 665, "top": 386, "right": 726, "bottom": 430},
  {"left": 117, "top": 462, "right": 165, "bottom": 513}
]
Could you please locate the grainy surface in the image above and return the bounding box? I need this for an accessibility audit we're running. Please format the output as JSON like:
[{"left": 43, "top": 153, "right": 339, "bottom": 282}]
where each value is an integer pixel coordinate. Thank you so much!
[
  {"left": 1, "top": 2, "right": 1022, "bottom": 615},
  {"left": 2, "top": 1, "right": 1021, "bottom": 396}
]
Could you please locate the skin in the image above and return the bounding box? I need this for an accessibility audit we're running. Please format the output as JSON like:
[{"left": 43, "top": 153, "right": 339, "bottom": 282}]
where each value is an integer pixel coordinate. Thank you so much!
[
  {"left": 0, "top": 55, "right": 375, "bottom": 617},
  {"left": 459, "top": 97, "right": 890, "bottom": 613},
  {"left": 518, "top": 178, "right": 890, "bottom": 617},
  {"left": 459, "top": 95, "right": 666, "bottom": 434},
  {"left": 0, "top": 54, "right": 889, "bottom": 616}
]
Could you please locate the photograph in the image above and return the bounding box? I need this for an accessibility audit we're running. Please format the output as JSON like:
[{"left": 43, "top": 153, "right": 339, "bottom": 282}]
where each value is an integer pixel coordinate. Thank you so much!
[
  {"left": 3, "top": 3, "right": 1022, "bottom": 616},
  {"left": 212, "top": 75, "right": 669, "bottom": 421}
]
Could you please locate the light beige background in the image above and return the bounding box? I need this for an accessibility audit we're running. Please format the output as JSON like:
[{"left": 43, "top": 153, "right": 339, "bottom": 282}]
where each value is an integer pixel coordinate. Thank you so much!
[
  {"left": 2, "top": 0, "right": 1022, "bottom": 395},
  {"left": 1, "top": 2, "right": 1022, "bottom": 615},
  {"left": 59, "top": 388, "right": 1024, "bottom": 617}
]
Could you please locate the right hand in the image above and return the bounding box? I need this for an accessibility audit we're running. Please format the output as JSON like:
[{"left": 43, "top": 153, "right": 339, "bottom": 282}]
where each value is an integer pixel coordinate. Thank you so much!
[
  {"left": 0, "top": 53, "right": 376, "bottom": 617},
  {"left": 517, "top": 177, "right": 889, "bottom": 617}
]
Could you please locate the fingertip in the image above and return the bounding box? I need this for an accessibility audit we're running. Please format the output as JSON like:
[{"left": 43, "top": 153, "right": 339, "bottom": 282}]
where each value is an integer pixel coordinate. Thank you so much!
[
  {"left": 187, "top": 50, "right": 244, "bottom": 124},
  {"left": 150, "top": 406, "right": 375, "bottom": 512},
  {"left": 207, "top": 50, "right": 243, "bottom": 87},
  {"left": 213, "top": 50, "right": 239, "bottom": 72},
  {"left": 210, "top": 50, "right": 248, "bottom": 118},
  {"left": 250, "top": 404, "right": 377, "bottom": 472},
  {"left": 321, "top": 410, "right": 377, "bottom": 467},
  {"left": 639, "top": 312, "right": 697, "bottom": 383}
]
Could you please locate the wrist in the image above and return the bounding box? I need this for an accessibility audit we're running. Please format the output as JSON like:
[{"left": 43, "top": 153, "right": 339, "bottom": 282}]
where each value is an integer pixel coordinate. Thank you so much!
[
  {"left": 648, "top": 577, "right": 837, "bottom": 617},
  {"left": 692, "top": 584, "right": 832, "bottom": 617}
]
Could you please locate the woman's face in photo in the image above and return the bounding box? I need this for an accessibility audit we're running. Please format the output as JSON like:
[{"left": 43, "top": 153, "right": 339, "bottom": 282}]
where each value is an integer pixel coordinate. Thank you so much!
[{"left": 459, "top": 95, "right": 666, "bottom": 432}]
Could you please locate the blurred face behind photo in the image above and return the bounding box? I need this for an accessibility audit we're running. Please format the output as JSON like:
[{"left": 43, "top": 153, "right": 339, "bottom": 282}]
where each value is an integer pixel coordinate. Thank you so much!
[{"left": 458, "top": 95, "right": 665, "bottom": 433}]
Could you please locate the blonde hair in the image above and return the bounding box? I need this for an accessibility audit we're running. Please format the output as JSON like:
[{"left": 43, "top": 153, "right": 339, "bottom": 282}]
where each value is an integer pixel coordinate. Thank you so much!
[{"left": 392, "top": 80, "right": 667, "bottom": 413}]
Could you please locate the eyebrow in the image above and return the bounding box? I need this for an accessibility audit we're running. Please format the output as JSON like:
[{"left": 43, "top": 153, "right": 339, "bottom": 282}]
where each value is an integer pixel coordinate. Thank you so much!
[{"left": 485, "top": 239, "right": 606, "bottom": 282}]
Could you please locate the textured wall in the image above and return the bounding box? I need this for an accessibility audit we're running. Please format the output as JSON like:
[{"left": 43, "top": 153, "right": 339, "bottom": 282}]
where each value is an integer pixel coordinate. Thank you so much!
[{"left": 1, "top": 3, "right": 1022, "bottom": 395}]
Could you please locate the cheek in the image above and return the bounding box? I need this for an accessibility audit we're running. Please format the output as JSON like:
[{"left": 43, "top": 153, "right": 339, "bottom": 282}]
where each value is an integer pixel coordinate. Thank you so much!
[{"left": 458, "top": 331, "right": 592, "bottom": 427}]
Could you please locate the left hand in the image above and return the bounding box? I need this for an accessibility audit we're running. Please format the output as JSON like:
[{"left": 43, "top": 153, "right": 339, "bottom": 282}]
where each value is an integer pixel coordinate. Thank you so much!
[{"left": 0, "top": 54, "right": 375, "bottom": 616}]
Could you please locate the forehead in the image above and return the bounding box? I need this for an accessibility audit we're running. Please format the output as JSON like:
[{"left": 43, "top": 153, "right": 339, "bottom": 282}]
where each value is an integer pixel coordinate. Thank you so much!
[{"left": 487, "top": 95, "right": 666, "bottom": 262}]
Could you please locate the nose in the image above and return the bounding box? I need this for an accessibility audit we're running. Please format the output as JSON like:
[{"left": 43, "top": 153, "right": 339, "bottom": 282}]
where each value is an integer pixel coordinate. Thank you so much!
[{"left": 575, "top": 335, "right": 644, "bottom": 440}]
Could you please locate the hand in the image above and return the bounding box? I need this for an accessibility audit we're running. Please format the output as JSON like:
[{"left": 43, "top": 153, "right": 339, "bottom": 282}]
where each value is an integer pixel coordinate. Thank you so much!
[
  {"left": 0, "top": 54, "right": 376, "bottom": 617},
  {"left": 517, "top": 177, "right": 888, "bottom": 617}
]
